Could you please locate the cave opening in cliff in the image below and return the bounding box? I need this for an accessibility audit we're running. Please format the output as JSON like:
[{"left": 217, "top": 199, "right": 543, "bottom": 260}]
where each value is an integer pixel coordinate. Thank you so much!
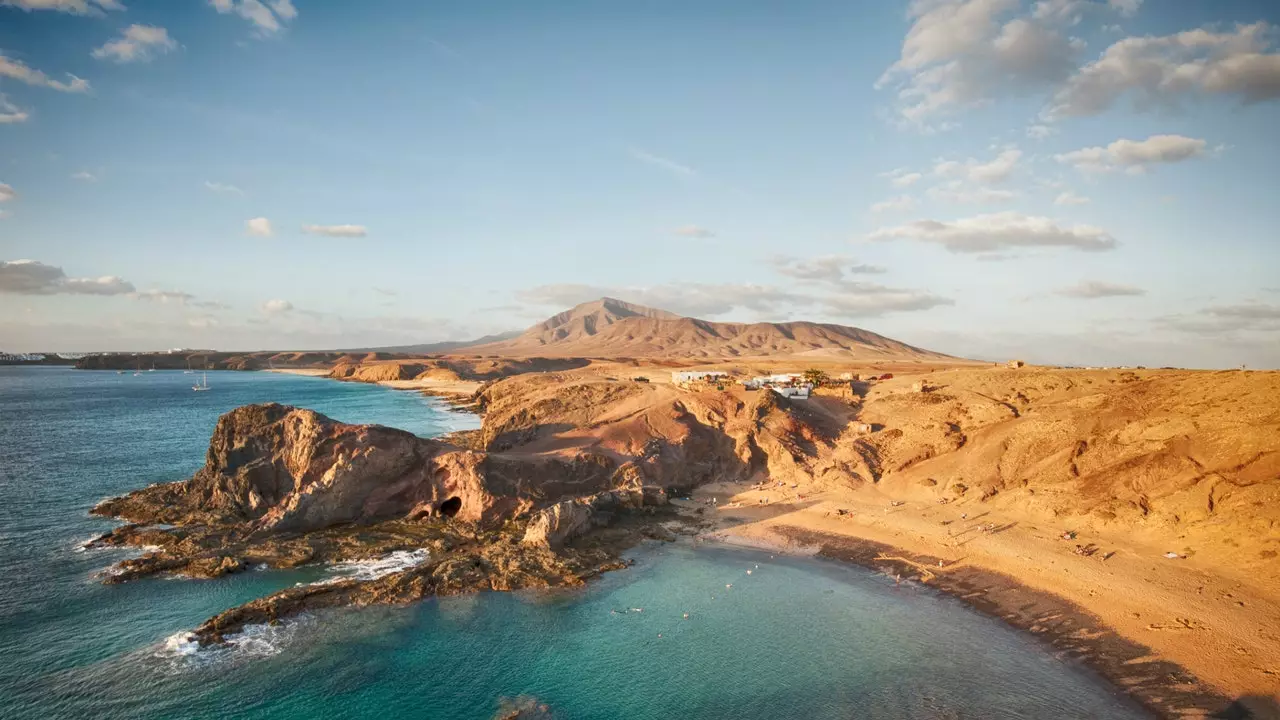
[{"left": 438, "top": 496, "right": 462, "bottom": 518}]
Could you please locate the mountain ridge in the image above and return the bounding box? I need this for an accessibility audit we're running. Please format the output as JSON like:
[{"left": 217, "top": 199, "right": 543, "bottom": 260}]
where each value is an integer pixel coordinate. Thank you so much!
[{"left": 463, "top": 297, "right": 953, "bottom": 360}]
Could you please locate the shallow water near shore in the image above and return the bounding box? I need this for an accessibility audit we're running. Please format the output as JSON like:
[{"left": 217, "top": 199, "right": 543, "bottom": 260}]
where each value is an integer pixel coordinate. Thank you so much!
[{"left": 1, "top": 367, "right": 1149, "bottom": 719}]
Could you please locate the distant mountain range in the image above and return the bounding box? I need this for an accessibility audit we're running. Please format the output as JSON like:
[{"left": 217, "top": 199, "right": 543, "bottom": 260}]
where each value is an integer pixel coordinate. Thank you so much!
[{"left": 456, "top": 297, "right": 952, "bottom": 360}]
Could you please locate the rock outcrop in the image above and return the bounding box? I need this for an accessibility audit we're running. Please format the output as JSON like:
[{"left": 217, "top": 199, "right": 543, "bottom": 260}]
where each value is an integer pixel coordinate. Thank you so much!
[
  {"left": 522, "top": 485, "right": 668, "bottom": 549},
  {"left": 93, "top": 403, "right": 620, "bottom": 533}
]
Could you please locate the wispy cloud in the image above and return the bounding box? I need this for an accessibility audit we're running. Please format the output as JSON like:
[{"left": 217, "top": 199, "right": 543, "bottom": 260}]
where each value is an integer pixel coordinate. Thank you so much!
[
  {"left": 0, "top": 94, "right": 30, "bottom": 124},
  {"left": 1056, "top": 134, "right": 1208, "bottom": 174},
  {"left": 1055, "top": 281, "right": 1146, "bottom": 298},
  {"left": 301, "top": 224, "right": 367, "bottom": 238},
  {"left": 0, "top": 259, "right": 135, "bottom": 296},
  {"left": 869, "top": 212, "right": 1118, "bottom": 254},
  {"left": 0, "top": 53, "right": 89, "bottom": 93},
  {"left": 70, "top": 171, "right": 97, "bottom": 182},
  {"left": 92, "top": 25, "right": 178, "bottom": 64},
  {"left": 208, "top": 0, "right": 298, "bottom": 36},
  {"left": 673, "top": 225, "right": 715, "bottom": 238},
  {"left": 629, "top": 148, "right": 696, "bottom": 177},
  {"left": 204, "top": 181, "right": 245, "bottom": 195},
  {"left": 0, "top": 0, "right": 124, "bottom": 15}
]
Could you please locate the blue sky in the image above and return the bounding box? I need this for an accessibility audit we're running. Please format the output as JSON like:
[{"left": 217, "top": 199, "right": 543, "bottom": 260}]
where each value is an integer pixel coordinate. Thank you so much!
[{"left": 1, "top": 0, "right": 1277, "bottom": 367}]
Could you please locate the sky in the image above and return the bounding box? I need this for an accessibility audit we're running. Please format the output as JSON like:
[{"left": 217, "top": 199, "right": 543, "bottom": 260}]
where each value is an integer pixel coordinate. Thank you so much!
[{"left": 1, "top": 0, "right": 1278, "bottom": 367}]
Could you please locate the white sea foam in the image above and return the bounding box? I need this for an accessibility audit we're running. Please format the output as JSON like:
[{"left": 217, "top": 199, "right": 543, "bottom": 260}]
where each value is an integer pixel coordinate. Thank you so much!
[
  {"left": 154, "top": 616, "right": 312, "bottom": 669},
  {"left": 163, "top": 631, "right": 201, "bottom": 657},
  {"left": 305, "top": 548, "right": 430, "bottom": 586}
]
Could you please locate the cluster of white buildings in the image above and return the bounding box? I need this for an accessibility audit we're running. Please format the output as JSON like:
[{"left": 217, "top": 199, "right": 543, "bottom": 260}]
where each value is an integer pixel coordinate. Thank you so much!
[{"left": 671, "top": 370, "right": 819, "bottom": 399}]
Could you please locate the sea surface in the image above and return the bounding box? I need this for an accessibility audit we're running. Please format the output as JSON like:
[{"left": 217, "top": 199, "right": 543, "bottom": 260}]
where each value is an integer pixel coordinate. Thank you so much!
[{"left": 0, "top": 366, "right": 1150, "bottom": 719}]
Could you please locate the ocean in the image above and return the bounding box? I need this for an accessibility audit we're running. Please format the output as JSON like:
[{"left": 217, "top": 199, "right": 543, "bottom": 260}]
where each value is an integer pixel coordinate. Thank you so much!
[{"left": 0, "top": 366, "right": 1149, "bottom": 719}]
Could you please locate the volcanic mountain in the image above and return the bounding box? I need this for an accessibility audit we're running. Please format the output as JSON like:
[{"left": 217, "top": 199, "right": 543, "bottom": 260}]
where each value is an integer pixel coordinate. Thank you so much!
[{"left": 465, "top": 297, "right": 952, "bottom": 360}]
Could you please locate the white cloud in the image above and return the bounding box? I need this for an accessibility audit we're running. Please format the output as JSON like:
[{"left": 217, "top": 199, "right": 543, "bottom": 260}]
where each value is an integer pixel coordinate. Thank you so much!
[
  {"left": 934, "top": 147, "right": 1022, "bottom": 184},
  {"left": 1055, "top": 134, "right": 1207, "bottom": 173},
  {"left": 301, "top": 224, "right": 368, "bottom": 238},
  {"left": 208, "top": 0, "right": 297, "bottom": 36},
  {"left": 204, "top": 181, "right": 244, "bottom": 195},
  {"left": 0, "top": 0, "right": 123, "bottom": 14},
  {"left": 870, "top": 195, "right": 918, "bottom": 213},
  {"left": 1026, "top": 123, "right": 1055, "bottom": 139},
  {"left": 260, "top": 298, "right": 294, "bottom": 314},
  {"left": 70, "top": 171, "right": 96, "bottom": 182},
  {"left": 92, "top": 25, "right": 178, "bottom": 64},
  {"left": 927, "top": 182, "right": 1018, "bottom": 204},
  {"left": 629, "top": 148, "right": 696, "bottom": 177},
  {"left": 882, "top": 168, "right": 924, "bottom": 187},
  {"left": 0, "top": 259, "right": 136, "bottom": 295},
  {"left": 1055, "top": 280, "right": 1145, "bottom": 298},
  {"left": 1054, "top": 190, "right": 1090, "bottom": 205},
  {"left": 0, "top": 183, "right": 15, "bottom": 202},
  {"left": 877, "top": 0, "right": 1079, "bottom": 127},
  {"left": 0, "top": 53, "right": 90, "bottom": 93},
  {"left": 1032, "top": 0, "right": 1141, "bottom": 26},
  {"left": 246, "top": 217, "right": 273, "bottom": 237},
  {"left": 869, "top": 211, "right": 1118, "bottom": 253},
  {"left": 1048, "top": 22, "right": 1280, "bottom": 118},
  {"left": 0, "top": 94, "right": 30, "bottom": 124},
  {"left": 131, "top": 289, "right": 195, "bottom": 304},
  {"left": 673, "top": 225, "right": 715, "bottom": 238}
]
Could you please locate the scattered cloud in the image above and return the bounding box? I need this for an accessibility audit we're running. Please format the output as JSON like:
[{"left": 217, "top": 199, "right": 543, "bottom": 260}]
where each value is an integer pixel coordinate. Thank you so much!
[
  {"left": 673, "top": 225, "right": 715, "bottom": 238},
  {"left": 372, "top": 287, "right": 398, "bottom": 297},
  {"left": 0, "top": 52, "right": 90, "bottom": 93},
  {"left": 870, "top": 195, "right": 918, "bottom": 213},
  {"left": 1054, "top": 190, "right": 1090, "bottom": 205},
  {"left": 1205, "top": 303, "right": 1280, "bottom": 321},
  {"left": 869, "top": 211, "right": 1118, "bottom": 253},
  {"left": 131, "top": 289, "right": 195, "bottom": 304},
  {"left": 1032, "top": 0, "right": 1142, "bottom": 26},
  {"left": 775, "top": 255, "right": 859, "bottom": 282},
  {"left": 1055, "top": 280, "right": 1146, "bottom": 298},
  {"left": 92, "top": 24, "right": 177, "bottom": 63},
  {"left": 0, "top": 259, "right": 135, "bottom": 295},
  {"left": 1047, "top": 22, "right": 1280, "bottom": 118},
  {"left": 1026, "top": 123, "right": 1055, "bottom": 139},
  {"left": 882, "top": 168, "right": 924, "bottom": 188},
  {"left": 927, "top": 182, "right": 1018, "bottom": 204},
  {"left": 934, "top": 147, "right": 1022, "bottom": 184},
  {"left": 0, "top": 183, "right": 15, "bottom": 202},
  {"left": 0, "top": 0, "right": 124, "bottom": 14},
  {"left": 209, "top": 0, "right": 298, "bottom": 36},
  {"left": 876, "top": 0, "right": 1080, "bottom": 127},
  {"left": 246, "top": 217, "right": 273, "bottom": 237},
  {"left": 204, "top": 181, "right": 244, "bottom": 195},
  {"left": 260, "top": 298, "right": 294, "bottom": 314},
  {"left": 70, "top": 171, "right": 96, "bottom": 182},
  {"left": 629, "top": 148, "right": 696, "bottom": 177},
  {"left": 1055, "top": 134, "right": 1207, "bottom": 173},
  {"left": 0, "top": 94, "right": 30, "bottom": 124},
  {"left": 516, "top": 282, "right": 807, "bottom": 318},
  {"left": 301, "top": 224, "right": 368, "bottom": 238}
]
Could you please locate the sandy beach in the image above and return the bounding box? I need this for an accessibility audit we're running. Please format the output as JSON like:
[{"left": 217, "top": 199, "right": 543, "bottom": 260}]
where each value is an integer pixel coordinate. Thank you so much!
[
  {"left": 264, "top": 368, "right": 331, "bottom": 377},
  {"left": 682, "top": 482, "right": 1280, "bottom": 718}
]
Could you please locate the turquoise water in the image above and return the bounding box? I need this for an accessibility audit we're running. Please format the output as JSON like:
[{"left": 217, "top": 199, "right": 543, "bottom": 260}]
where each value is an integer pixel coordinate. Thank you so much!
[{"left": 0, "top": 367, "right": 1149, "bottom": 719}]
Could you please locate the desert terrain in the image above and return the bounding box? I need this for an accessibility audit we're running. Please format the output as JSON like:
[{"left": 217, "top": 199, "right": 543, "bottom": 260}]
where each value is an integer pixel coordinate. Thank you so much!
[{"left": 84, "top": 298, "right": 1279, "bottom": 718}]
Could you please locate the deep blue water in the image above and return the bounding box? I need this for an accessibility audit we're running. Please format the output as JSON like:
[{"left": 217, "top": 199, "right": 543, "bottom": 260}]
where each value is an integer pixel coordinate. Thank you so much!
[{"left": 0, "top": 367, "right": 1149, "bottom": 719}]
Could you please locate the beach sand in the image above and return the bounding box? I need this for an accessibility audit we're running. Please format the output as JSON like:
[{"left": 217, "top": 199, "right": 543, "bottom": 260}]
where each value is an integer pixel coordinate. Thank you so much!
[
  {"left": 685, "top": 482, "right": 1280, "bottom": 719},
  {"left": 264, "top": 368, "right": 331, "bottom": 377}
]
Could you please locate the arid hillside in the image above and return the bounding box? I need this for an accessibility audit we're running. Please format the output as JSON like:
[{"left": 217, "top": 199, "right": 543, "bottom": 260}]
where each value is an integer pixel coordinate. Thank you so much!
[{"left": 465, "top": 297, "right": 955, "bottom": 360}]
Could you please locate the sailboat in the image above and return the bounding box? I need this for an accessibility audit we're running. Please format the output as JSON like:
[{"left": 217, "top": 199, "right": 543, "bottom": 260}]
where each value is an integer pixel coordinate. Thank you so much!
[
  {"left": 192, "top": 371, "right": 210, "bottom": 392},
  {"left": 184, "top": 358, "right": 194, "bottom": 374}
]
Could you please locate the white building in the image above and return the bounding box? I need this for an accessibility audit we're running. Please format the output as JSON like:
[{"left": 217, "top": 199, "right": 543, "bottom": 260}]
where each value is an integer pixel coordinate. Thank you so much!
[
  {"left": 772, "top": 385, "right": 812, "bottom": 399},
  {"left": 672, "top": 371, "right": 730, "bottom": 386}
]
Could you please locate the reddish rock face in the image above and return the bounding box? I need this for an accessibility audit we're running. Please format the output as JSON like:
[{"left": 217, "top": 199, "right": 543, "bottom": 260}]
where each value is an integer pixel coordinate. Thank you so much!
[{"left": 93, "top": 403, "right": 616, "bottom": 533}]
